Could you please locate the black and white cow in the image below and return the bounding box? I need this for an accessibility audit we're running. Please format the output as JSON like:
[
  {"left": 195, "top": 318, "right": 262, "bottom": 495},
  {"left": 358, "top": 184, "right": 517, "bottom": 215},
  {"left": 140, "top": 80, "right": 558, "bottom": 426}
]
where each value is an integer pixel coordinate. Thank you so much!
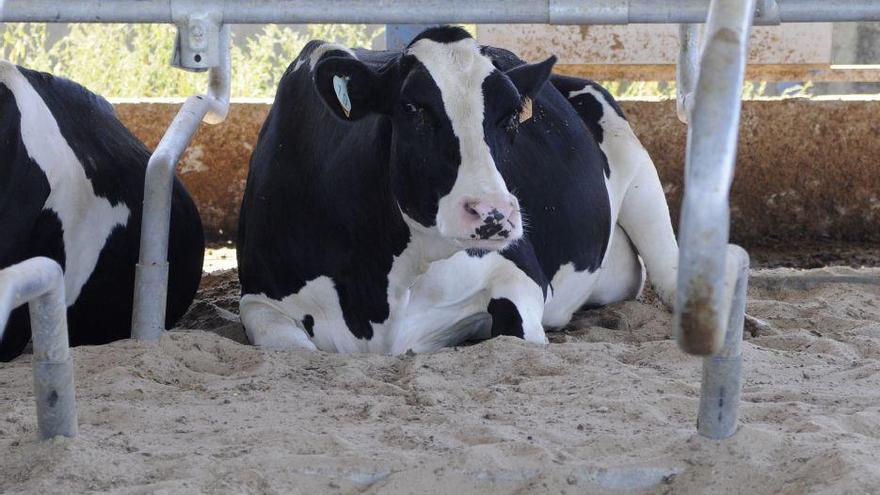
[
  {"left": 238, "top": 26, "right": 678, "bottom": 353},
  {"left": 0, "top": 62, "right": 205, "bottom": 361}
]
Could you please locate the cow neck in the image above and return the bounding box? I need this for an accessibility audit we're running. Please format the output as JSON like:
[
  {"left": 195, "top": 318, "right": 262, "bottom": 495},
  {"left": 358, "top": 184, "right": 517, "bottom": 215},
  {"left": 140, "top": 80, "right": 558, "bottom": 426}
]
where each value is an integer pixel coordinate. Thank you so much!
[{"left": 386, "top": 213, "right": 460, "bottom": 307}]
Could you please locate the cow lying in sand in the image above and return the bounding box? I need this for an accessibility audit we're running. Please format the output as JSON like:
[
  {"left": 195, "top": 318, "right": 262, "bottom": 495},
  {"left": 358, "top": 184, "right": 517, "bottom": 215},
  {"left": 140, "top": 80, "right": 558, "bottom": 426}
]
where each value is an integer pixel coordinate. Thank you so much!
[
  {"left": 238, "top": 26, "right": 679, "bottom": 353},
  {"left": 0, "top": 62, "right": 204, "bottom": 361}
]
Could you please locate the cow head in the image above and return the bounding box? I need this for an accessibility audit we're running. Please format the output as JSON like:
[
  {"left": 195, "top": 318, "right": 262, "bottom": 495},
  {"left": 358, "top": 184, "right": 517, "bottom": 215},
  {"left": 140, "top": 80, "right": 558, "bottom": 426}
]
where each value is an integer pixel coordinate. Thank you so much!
[{"left": 314, "top": 27, "right": 556, "bottom": 252}]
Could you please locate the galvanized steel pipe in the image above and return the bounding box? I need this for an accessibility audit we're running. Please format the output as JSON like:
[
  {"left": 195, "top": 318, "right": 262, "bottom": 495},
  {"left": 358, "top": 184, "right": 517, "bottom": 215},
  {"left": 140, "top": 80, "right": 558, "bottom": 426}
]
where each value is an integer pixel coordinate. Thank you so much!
[
  {"left": 676, "top": 24, "right": 700, "bottom": 124},
  {"left": 2, "top": 0, "right": 880, "bottom": 24},
  {"left": 131, "top": 24, "right": 230, "bottom": 341},
  {"left": 674, "top": 0, "right": 756, "bottom": 355},
  {"left": 0, "top": 257, "right": 77, "bottom": 440},
  {"left": 697, "top": 245, "right": 749, "bottom": 439}
]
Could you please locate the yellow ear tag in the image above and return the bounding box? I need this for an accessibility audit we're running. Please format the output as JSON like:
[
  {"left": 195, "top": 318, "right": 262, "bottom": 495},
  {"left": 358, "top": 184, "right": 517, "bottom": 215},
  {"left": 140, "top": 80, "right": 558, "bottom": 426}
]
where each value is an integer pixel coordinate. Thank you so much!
[
  {"left": 519, "top": 97, "right": 533, "bottom": 123},
  {"left": 333, "top": 75, "right": 352, "bottom": 118}
]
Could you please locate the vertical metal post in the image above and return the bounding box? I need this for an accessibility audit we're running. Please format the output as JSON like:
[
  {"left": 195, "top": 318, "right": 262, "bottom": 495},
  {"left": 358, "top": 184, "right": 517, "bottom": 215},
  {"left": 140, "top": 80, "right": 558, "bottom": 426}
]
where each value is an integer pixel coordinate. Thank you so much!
[
  {"left": 697, "top": 245, "right": 749, "bottom": 439},
  {"left": 676, "top": 24, "right": 700, "bottom": 124},
  {"left": 673, "top": 0, "right": 757, "bottom": 356},
  {"left": 0, "top": 257, "right": 77, "bottom": 440},
  {"left": 385, "top": 24, "right": 436, "bottom": 50},
  {"left": 131, "top": 20, "right": 230, "bottom": 341}
]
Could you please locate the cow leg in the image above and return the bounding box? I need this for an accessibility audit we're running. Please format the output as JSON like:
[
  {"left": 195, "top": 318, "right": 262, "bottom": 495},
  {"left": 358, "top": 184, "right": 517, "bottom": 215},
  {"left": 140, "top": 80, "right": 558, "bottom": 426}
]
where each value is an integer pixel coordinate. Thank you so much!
[
  {"left": 555, "top": 78, "right": 678, "bottom": 307},
  {"left": 239, "top": 296, "right": 317, "bottom": 351},
  {"left": 614, "top": 147, "right": 678, "bottom": 308},
  {"left": 584, "top": 225, "right": 644, "bottom": 307},
  {"left": 392, "top": 250, "right": 546, "bottom": 353},
  {"left": 484, "top": 262, "right": 547, "bottom": 344}
]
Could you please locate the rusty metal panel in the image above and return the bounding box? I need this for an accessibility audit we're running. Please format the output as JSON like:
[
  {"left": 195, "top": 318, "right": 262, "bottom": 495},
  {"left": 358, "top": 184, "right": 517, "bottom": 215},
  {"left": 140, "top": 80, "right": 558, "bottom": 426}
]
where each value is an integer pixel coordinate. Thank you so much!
[{"left": 477, "top": 23, "right": 833, "bottom": 64}]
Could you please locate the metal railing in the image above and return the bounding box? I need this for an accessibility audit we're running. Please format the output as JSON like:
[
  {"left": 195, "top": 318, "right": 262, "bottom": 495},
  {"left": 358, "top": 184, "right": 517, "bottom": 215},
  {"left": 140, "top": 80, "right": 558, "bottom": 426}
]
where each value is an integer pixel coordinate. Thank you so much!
[
  {"left": 0, "top": 258, "right": 77, "bottom": 439},
  {"left": 697, "top": 245, "right": 750, "bottom": 438},
  {"left": 2, "top": 0, "right": 880, "bottom": 24},
  {"left": 674, "top": 0, "right": 756, "bottom": 358},
  {"left": 131, "top": 21, "right": 231, "bottom": 341},
  {"left": 2, "top": 0, "right": 876, "bottom": 440}
]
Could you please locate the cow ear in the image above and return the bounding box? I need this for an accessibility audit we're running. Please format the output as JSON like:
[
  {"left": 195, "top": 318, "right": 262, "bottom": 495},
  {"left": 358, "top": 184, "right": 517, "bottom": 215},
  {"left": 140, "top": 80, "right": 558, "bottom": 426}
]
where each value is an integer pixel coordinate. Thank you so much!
[
  {"left": 314, "top": 56, "right": 392, "bottom": 121},
  {"left": 505, "top": 55, "right": 557, "bottom": 99}
]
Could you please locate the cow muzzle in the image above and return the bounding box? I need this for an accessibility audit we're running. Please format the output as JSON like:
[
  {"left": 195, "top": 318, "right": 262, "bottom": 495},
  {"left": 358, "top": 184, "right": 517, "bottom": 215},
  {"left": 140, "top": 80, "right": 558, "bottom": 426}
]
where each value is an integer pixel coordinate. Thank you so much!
[{"left": 454, "top": 193, "right": 522, "bottom": 248}]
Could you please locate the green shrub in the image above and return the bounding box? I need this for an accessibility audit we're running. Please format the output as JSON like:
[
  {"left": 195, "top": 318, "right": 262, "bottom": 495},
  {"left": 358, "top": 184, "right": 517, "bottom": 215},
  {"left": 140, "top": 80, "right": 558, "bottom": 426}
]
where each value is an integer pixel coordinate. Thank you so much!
[{"left": 1, "top": 23, "right": 384, "bottom": 98}]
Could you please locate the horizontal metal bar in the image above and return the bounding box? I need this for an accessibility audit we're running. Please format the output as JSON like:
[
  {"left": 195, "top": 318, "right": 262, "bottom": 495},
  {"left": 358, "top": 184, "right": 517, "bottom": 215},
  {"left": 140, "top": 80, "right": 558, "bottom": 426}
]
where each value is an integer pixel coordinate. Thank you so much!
[{"left": 2, "top": 0, "right": 880, "bottom": 24}]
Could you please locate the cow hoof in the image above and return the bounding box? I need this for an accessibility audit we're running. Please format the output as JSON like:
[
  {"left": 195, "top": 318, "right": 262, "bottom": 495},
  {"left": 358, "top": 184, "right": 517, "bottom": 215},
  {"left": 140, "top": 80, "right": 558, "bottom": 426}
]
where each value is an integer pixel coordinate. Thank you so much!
[{"left": 250, "top": 332, "right": 318, "bottom": 352}]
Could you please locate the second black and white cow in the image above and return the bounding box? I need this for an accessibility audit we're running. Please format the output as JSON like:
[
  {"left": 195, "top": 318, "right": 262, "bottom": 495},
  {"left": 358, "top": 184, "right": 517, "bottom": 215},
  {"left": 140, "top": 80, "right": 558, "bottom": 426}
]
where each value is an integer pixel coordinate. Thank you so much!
[
  {"left": 238, "top": 27, "right": 679, "bottom": 353},
  {"left": 0, "top": 62, "right": 205, "bottom": 361}
]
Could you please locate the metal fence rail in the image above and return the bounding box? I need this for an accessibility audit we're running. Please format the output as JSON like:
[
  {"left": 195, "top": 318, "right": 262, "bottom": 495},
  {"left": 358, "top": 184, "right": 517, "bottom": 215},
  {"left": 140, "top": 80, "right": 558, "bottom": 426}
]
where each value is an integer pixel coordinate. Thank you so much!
[
  {"left": 697, "top": 245, "right": 749, "bottom": 439},
  {"left": 2, "top": 0, "right": 880, "bottom": 24},
  {"left": 0, "top": 257, "right": 77, "bottom": 440},
  {"left": 1, "top": 0, "right": 874, "bottom": 440},
  {"left": 674, "top": 0, "right": 757, "bottom": 356},
  {"left": 131, "top": 24, "right": 231, "bottom": 341}
]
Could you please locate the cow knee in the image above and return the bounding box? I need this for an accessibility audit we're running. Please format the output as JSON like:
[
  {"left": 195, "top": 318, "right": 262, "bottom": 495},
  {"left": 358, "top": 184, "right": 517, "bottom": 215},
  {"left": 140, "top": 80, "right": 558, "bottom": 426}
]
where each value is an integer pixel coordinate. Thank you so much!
[
  {"left": 249, "top": 325, "right": 317, "bottom": 351},
  {"left": 486, "top": 272, "right": 547, "bottom": 344},
  {"left": 488, "top": 298, "right": 524, "bottom": 339},
  {"left": 488, "top": 298, "right": 547, "bottom": 345}
]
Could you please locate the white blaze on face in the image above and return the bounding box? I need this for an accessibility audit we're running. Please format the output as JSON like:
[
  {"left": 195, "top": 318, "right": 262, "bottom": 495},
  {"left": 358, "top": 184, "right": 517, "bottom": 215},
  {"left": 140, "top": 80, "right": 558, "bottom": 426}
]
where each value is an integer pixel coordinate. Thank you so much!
[{"left": 407, "top": 38, "right": 521, "bottom": 245}]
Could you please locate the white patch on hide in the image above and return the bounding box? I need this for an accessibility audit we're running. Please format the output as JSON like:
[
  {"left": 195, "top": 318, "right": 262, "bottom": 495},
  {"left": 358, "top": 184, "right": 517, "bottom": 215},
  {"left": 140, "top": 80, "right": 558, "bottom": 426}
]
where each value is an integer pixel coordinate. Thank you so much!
[
  {"left": 407, "top": 38, "right": 518, "bottom": 241},
  {"left": 0, "top": 61, "right": 130, "bottom": 305}
]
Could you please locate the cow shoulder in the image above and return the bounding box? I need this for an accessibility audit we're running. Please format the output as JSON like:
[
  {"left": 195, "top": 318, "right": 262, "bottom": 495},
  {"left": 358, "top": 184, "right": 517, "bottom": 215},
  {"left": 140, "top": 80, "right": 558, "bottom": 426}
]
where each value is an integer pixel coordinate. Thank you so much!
[
  {"left": 0, "top": 74, "right": 52, "bottom": 268},
  {"left": 470, "top": 51, "right": 613, "bottom": 277},
  {"left": 0, "top": 62, "right": 131, "bottom": 303},
  {"left": 551, "top": 75, "right": 627, "bottom": 154},
  {"left": 239, "top": 45, "right": 408, "bottom": 339}
]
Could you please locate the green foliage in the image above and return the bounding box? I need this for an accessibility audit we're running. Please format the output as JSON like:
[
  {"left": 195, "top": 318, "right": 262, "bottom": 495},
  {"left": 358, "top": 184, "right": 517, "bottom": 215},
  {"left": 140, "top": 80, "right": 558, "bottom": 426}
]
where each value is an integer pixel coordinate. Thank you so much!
[
  {"left": 1, "top": 23, "right": 384, "bottom": 98},
  {"left": 1, "top": 23, "right": 54, "bottom": 72},
  {"left": 1, "top": 23, "right": 814, "bottom": 100},
  {"left": 230, "top": 24, "right": 384, "bottom": 97},
  {"left": 599, "top": 80, "right": 676, "bottom": 99}
]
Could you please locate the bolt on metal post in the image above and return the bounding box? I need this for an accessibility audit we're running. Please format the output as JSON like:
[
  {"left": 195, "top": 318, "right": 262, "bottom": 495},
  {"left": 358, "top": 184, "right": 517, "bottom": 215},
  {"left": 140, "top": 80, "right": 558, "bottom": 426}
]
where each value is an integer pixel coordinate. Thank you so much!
[{"left": 131, "top": 20, "right": 230, "bottom": 341}]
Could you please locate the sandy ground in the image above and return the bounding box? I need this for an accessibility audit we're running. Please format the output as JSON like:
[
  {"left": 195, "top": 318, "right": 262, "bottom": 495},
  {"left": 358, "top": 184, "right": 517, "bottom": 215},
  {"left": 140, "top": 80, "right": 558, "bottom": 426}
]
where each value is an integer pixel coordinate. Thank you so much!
[{"left": 1, "top": 253, "right": 880, "bottom": 494}]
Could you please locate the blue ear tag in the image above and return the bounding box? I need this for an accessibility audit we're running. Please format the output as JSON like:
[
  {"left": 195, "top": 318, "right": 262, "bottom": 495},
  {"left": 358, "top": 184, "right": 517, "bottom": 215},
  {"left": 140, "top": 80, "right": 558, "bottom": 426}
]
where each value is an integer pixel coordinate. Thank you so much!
[{"left": 333, "top": 75, "right": 352, "bottom": 118}]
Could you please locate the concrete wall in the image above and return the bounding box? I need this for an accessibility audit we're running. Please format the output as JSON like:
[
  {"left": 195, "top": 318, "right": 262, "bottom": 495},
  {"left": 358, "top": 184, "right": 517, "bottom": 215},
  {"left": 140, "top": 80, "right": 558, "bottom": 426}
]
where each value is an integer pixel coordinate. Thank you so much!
[
  {"left": 477, "top": 23, "right": 834, "bottom": 64},
  {"left": 113, "top": 97, "right": 880, "bottom": 246}
]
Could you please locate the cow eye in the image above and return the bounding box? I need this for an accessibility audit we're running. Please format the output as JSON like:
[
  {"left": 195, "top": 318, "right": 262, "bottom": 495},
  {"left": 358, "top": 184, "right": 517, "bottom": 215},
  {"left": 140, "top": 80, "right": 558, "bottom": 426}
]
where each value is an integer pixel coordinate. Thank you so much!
[
  {"left": 401, "top": 102, "right": 436, "bottom": 129},
  {"left": 403, "top": 102, "right": 421, "bottom": 115}
]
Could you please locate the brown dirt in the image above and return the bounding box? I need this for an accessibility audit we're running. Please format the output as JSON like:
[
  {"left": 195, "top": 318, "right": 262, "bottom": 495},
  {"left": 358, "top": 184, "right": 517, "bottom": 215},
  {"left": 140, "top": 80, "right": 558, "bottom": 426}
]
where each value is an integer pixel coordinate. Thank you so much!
[
  {"left": 118, "top": 99, "right": 880, "bottom": 246},
  {"left": 748, "top": 241, "right": 880, "bottom": 269},
  {"left": 2, "top": 255, "right": 879, "bottom": 494}
]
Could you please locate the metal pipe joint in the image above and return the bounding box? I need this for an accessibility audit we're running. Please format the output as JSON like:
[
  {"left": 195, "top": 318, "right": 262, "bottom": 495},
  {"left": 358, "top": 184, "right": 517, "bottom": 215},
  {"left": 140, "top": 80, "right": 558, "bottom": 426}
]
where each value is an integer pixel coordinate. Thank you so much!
[
  {"left": 131, "top": 18, "right": 230, "bottom": 341},
  {"left": 0, "top": 257, "right": 77, "bottom": 440},
  {"left": 675, "top": 0, "right": 757, "bottom": 356}
]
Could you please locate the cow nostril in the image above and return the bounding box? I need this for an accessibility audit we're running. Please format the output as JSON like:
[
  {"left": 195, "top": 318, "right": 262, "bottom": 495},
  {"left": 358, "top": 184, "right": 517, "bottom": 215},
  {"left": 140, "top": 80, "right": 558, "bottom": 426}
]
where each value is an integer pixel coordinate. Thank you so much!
[{"left": 464, "top": 202, "right": 480, "bottom": 219}]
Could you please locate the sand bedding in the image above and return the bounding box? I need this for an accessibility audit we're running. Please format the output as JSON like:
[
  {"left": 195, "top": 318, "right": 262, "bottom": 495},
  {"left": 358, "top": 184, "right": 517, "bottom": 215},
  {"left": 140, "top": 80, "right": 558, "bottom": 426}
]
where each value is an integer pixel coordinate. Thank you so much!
[{"left": 1, "top": 264, "right": 879, "bottom": 494}]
